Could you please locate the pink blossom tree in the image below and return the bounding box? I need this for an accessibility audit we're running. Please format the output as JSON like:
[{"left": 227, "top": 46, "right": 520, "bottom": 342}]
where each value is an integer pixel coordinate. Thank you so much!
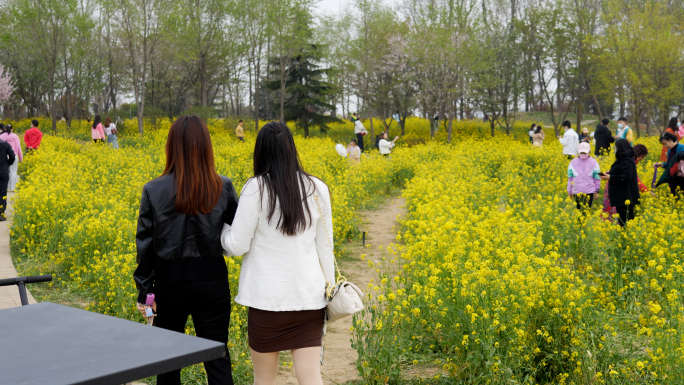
[{"left": 0, "top": 65, "right": 15, "bottom": 107}]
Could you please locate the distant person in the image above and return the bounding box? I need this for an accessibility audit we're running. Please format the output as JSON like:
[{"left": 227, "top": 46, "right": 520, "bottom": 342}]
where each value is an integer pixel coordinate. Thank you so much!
[
  {"left": 347, "top": 139, "right": 361, "bottom": 164},
  {"left": 532, "top": 126, "right": 545, "bottom": 147},
  {"left": 378, "top": 132, "right": 398, "bottom": 157},
  {"left": 0, "top": 125, "right": 22, "bottom": 192},
  {"left": 528, "top": 124, "right": 537, "bottom": 144},
  {"left": 615, "top": 117, "right": 633, "bottom": 145},
  {"left": 220, "top": 121, "right": 334, "bottom": 385},
  {"left": 0, "top": 135, "right": 15, "bottom": 221},
  {"left": 350, "top": 112, "right": 359, "bottom": 123},
  {"left": 567, "top": 142, "right": 600, "bottom": 212},
  {"left": 236, "top": 120, "right": 245, "bottom": 142},
  {"left": 134, "top": 116, "right": 238, "bottom": 385},
  {"left": 103, "top": 116, "right": 119, "bottom": 149},
  {"left": 24, "top": 120, "right": 43, "bottom": 153},
  {"left": 661, "top": 117, "right": 679, "bottom": 162},
  {"left": 91, "top": 115, "right": 106, "bottom": 143},
  {"left": 579, "top": 127, "right": 590, "bottom": 143},
  {"left": 558, "top": 120, "right": 579, "bottom": 159},
  {"left": 594, "top": 118, "right": 614, "bottom": 156},
  {"left": 656, "top": 131, "right": 684, "bottom": 195},
  {"left": 600, "top": 139, "right": 640, "bottom": 226},
  {"left": 354, "top": 118, "right": 368, "bottom": 152}
]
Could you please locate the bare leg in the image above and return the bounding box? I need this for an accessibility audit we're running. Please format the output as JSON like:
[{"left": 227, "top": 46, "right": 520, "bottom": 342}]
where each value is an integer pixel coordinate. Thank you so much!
[
  {"left": 250, "top": 348, "right": 279, "bottom": 385},
  {"left": 291, "top": 347, "right": 323, "bottom": 385}
]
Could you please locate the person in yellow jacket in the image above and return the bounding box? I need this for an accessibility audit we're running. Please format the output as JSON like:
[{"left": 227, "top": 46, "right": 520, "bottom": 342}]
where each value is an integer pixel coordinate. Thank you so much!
[
  {"left": 615, "top": 117, "right": 633, "bottom": 145},
  {"left": 236, "top": 120, "right": 245, "bottom": 142}
]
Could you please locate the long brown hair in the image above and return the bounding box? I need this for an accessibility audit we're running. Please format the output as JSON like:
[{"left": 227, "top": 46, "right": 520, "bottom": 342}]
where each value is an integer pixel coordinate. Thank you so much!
[
  {"left": 162, "top": 115, "right": 222, "bottom": 215},
  {"left": 104, "top": 116, "right": 112, "bottom": 128}
]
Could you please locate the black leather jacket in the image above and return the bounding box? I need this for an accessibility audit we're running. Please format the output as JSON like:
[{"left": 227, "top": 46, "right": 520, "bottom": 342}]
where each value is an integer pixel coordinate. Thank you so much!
[{"left": 133, "top": 173, "right": 239, "bottom": 303}]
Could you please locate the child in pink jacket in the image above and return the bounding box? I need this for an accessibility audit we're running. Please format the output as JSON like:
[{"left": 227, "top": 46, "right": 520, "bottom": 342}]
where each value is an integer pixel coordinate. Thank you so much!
[{"left": 567, "top": 142, "right": 601, "bottom": 211}]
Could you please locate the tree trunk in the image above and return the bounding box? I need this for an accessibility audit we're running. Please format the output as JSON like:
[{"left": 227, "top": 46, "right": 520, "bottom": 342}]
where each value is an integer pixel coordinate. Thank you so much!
[
  {"left": 369, "top": 117, "right": 374, "bottom": 146},
  {"left": 576, "top": 103, "right": 581, "bottom": 138},
  {"left": 49, "top": 73, "right": 56, "bottom": 133},
  {"left": 592, "top": 94, "right": 603, "bottom": 121},
  {"left": 279, "top": 57, "right": 286, "bottom": 121},
  {"left": 254, "top": 55, "right": 260, "bottom": 131},
  {"left": 200, "top": 53, "right": 207, "bottom": 106}
]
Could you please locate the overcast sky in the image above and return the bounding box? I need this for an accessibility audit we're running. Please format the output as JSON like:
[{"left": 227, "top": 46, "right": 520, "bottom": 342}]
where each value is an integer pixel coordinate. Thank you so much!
[
  {"left": 314, "top": 0, "right": 399, "bottom": 16},
  {"left": 314, "top": 0, "right": 353, "bottom": 16}
]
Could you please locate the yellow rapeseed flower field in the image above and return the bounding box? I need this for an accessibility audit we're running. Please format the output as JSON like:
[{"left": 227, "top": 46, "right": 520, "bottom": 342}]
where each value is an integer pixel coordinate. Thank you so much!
[{"left": 8, "top": 117, "right": 684, "bottom": 384}]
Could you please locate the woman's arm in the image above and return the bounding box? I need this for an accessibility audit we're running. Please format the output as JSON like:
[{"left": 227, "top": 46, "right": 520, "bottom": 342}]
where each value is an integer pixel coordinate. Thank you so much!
[
  {"left": 221, "top": 179, "right": 260, "bottom": 256},
  {"left": 314, "top": 185, "right": 335, "bottom": 283},
  {"left": 133, "top": 188, "right": 155, "bottom": 304}
]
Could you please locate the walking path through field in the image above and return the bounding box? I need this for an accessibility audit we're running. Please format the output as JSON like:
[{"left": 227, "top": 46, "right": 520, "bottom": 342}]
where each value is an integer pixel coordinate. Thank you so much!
[
  {"left": 276, "top": 196, "right": 406, "bottom": 385},
  {"left": 0, "top": 192, "right": 37, "bottom": 309}
]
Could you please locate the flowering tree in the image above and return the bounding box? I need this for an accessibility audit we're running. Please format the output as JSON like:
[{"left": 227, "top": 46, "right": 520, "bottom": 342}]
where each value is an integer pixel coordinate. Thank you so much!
[{"left": 0, "top": 65, "right": 15, "bottom": 105}]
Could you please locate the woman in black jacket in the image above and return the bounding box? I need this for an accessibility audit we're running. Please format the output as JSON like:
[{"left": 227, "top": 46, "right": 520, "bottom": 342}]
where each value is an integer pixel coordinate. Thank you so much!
[
  {"left": 134, "top": 115, "right": 238, "bottom": 385},
  {"left": 600, "top": 139, "right": 640, "bottom": 226}
]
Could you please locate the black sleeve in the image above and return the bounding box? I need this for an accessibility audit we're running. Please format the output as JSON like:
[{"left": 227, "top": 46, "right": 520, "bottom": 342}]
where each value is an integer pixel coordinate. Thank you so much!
[
  {"left": 133, "top": 187, "right": 155, "bottom": 303},
  {"left": 6, "top": 144, "right": 15, "bottom": 166},
  {"left": 610, "top": 160, "right": 633, "bottom": 183},
  {"left": 223, "top": 179, "right": 239, "bottom": 225}
]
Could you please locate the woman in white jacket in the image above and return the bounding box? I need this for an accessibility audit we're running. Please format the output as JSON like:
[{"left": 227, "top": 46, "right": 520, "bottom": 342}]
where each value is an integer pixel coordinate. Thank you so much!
[
  {"left": 378, "top": 132, "right": 398, "bottom": 156},
  {"left": 558, "top": 120, "right": 579, "bottom": 159},
  {"left": 221, "top": 121, "right": 334, "bottom": 385}
]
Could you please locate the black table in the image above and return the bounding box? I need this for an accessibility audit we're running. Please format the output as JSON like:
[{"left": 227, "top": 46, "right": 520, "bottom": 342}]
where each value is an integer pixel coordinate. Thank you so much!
[{"left": 0, "top": 302, "right": 226, "bottom": 385}]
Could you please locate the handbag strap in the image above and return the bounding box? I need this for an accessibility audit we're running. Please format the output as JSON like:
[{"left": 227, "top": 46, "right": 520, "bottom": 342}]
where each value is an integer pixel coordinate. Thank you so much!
[{"left": 313, "top": 193, "right": 346, "bottom": 298}]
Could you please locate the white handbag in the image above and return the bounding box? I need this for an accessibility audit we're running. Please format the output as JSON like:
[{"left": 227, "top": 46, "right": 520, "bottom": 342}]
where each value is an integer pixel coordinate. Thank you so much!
[{"left": 313, "top": 194, "right": 364, "bottom": 322}]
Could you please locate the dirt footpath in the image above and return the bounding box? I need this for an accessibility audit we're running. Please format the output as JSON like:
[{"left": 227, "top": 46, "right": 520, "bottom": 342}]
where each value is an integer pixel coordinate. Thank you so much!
[{"left": 276, "top": 197, "right": 406, "bottom": 385}]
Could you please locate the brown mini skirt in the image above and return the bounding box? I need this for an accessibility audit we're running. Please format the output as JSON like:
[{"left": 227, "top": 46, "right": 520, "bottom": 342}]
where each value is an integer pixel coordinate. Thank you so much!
[{"left": 248, "top": 307, "right": 325, "bottom": 353}]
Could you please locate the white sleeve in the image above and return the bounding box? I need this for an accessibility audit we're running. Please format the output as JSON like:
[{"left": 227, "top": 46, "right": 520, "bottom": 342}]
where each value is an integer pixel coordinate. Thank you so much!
[
  {"left": 221, "top": 178, "right": 260, "bottom": 256},
  {"left": 314, "top": 184, "right": 335, "bottom": 283}
]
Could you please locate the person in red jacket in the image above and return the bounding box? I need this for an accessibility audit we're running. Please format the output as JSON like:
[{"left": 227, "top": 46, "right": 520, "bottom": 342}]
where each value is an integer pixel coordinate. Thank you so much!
[{"left": 24, "top": 120, "right": 43, "bottom": 153}]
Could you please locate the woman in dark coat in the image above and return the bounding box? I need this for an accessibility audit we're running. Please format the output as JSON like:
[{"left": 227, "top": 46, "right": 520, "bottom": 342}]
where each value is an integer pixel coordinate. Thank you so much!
[
  {"left": 600, "top": 139, "right": 640, "bottom": 226},
  {"left": 134, "top": 115, "right": 238, "bottom": 385}
]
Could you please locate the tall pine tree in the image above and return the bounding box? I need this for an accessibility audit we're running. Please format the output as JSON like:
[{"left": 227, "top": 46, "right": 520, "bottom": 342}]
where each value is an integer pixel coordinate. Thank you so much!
[{"left": 267, "top": 44, "right": 340, "bottom": 137}]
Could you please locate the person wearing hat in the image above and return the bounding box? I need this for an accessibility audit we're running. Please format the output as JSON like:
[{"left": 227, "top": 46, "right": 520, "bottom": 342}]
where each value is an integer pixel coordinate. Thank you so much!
[
  {"left": 579, "top": 127, "right": 590, "bottom": 143},
  {"left": 567, "top": 142, "right": 601, "bottom": 212}
]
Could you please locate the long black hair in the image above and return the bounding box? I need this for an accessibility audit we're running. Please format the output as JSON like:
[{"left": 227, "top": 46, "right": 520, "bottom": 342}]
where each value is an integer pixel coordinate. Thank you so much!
[
  {"left": 615, "top": 138, "right": 635, "bottom": 160},
  {"left": 92, "top": 115, "right": 101, "bottom": 129},
  {"left": 253, "top": 121, "right": 318, "bottom": 236},
  {"left": 668, "top": 117, "right": 679, "bottom": 131}
]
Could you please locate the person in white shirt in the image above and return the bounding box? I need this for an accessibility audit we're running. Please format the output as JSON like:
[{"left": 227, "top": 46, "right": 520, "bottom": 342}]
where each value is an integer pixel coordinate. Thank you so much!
[
  {"left": 354, "top": 119, "right": 368, "bottom": 152},
  {"left": 378, "top": 132, "right": 398, "bottom": 156},
  {"left": 103, "top": 116, "right": 119, "bottom": 149},
  {"left": 221, "top": 121, "right": 334, "bottom": 385},
  {"left": 558, "top": 120, "right": 579, "bottom": 159}
]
